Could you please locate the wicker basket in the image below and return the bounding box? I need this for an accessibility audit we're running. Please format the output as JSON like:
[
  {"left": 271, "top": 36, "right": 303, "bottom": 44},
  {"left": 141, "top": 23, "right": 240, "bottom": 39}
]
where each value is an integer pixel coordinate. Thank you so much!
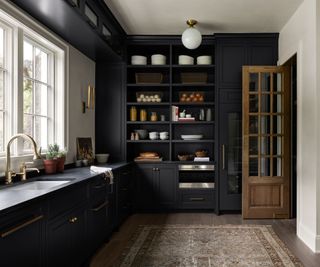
[
  {"left": 181, "top": 72, "right": 207, "bottom": 84},
  {"left": 135, "top": 73, "right": 163, "bottom": 84}
]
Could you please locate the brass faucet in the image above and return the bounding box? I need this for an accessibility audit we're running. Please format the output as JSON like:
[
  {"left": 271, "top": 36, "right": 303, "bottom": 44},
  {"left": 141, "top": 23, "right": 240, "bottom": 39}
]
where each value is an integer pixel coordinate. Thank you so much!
[{"left": 5, "top": 133, "right": 42, "bottom": 184}]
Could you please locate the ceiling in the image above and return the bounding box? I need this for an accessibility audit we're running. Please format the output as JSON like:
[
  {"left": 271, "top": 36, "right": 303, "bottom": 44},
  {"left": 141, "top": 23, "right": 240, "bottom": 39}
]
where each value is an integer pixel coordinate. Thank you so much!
[{"left": 104, "top": 0, "right": 303, "bottom": 35}]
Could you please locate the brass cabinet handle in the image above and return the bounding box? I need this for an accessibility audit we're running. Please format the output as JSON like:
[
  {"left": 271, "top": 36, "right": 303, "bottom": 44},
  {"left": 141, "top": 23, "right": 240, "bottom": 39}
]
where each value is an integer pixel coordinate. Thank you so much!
[
  {"left": 91, "top": 201, "right": 108, "bottom": 212},
  {"left": 69, "top": 217, "right": 78, "bottom": 223},
  {"left": 222, "top": 144, "right": 226, "bottom": 170},
  {"left": 93, "top": 183, "right": 106, "bottom": 189},
  {"left": 1, "top": 215, "right": 43, "bottom": 238},
  {"left": 190, "top": 197, "right": 205, "bottom": 202}
]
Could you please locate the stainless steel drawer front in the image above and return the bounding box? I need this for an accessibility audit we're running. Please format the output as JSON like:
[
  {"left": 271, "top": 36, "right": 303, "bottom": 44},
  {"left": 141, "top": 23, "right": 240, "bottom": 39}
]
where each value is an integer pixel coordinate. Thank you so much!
[
  {"left": 178, "top": 165, "right": 215, "bottom": 171},
  {"left": 179, "top": 182, "right": 215, "bottom": 189}
]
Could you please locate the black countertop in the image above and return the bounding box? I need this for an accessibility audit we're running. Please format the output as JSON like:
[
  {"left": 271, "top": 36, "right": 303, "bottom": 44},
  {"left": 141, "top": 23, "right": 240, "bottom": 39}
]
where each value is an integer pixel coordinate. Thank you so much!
[{"left": 0, "top": 162, "right": 130, "bottom": 213}]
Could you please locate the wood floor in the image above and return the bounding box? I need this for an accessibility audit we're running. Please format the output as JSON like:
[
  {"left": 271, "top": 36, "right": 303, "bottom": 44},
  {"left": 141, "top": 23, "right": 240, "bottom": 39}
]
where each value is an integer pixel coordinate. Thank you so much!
[{"left": 90, "top": 213, "right": 320, "bottom": 267}]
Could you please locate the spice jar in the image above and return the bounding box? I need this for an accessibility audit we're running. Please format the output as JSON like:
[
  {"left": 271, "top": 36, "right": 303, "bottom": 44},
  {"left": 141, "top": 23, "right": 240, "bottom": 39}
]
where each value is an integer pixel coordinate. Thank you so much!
[
  {"left": 140, "top": 109, "right": 147, "bottom": 121},
  {"left": 150, "top": 112, "right": 158, "bottom": 122},
  {"left": 130, "top": 106, "right": 137, "bottom": 121}
]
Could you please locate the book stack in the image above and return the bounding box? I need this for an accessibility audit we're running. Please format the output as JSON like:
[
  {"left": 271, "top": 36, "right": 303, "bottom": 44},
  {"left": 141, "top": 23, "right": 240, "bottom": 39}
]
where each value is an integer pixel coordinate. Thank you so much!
[{"left": 178, "top": 117, "right": 195, "bottom": 122}]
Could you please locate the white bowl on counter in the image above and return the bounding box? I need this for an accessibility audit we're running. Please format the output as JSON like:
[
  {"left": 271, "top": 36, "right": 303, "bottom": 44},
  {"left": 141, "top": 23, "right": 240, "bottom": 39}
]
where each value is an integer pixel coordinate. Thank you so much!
[
  {"left": 95, "top": 153, "right": 110, "bottom": 164},
  {"left": 131, "top": 55, "right": 147, "bottom": 65},
  {"left": 151, "top": 54, "right": 166, "bottom": 65},
  {"left": 197, "top": 55, "right": 212, "bottom": 65},
  {"left": 178, "top": 55, "right": 194, "bottom": 65}
]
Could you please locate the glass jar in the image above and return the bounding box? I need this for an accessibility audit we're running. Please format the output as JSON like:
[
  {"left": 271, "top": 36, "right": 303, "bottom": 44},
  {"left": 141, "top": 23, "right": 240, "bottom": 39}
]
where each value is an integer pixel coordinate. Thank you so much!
[
  {"left": 140, "top": 109, "right": 147, "bottom": 121},
  {"left": 130, "top": 106, "right": 137, "bottom": 121},
  {"left": 150, "top": 112, "right": 158, "bottom": 122}
]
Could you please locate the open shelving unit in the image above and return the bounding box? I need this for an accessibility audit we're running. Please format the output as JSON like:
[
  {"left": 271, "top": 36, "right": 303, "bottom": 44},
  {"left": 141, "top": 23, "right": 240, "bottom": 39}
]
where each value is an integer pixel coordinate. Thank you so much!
[{"left": 125, "top": 41, "right": 215, "bottom": 162}]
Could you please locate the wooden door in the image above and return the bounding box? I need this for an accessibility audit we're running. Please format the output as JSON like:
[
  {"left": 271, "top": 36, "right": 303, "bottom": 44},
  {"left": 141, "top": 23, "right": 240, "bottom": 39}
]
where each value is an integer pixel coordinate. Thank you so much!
[{"left": 242, "top": 66, "right": 290, "bottom": 219}]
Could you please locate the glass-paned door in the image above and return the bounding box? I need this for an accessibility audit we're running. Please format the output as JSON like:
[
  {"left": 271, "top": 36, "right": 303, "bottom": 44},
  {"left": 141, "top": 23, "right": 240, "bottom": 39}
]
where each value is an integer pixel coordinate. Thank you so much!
[{"left": 242, "top": 66, "right": 290, "bottom": 219}]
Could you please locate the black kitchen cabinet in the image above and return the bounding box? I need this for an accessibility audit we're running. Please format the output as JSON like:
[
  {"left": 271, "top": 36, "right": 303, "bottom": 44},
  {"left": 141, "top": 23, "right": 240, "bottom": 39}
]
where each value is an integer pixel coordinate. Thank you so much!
[
  {"left": 116, "top": 166, "right": 134, "bottom": 225},
  {"left": 47, "top": 206, "right": 87, "bottom": 267},
  {"left": 87, "top": 175, "right": 109, "bottom": 254},
  {"left": 218, "top": 91, "right": 242, "bottom": 210},
  {"left": 0, "top": 203, "right": 44, "bottom": 267},
  {"left": 135, "top": 164, "right": 177, "bottom": 210}
]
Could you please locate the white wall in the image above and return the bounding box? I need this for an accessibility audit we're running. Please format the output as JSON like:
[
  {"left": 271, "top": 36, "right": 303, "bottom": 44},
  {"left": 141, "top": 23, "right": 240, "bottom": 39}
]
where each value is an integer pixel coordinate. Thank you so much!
[
  {"left": 279, "top": 0, "right": 320, "bottom": 252},
  {"left": 67, "top": 47, "right": 95, "bottom": 164}
]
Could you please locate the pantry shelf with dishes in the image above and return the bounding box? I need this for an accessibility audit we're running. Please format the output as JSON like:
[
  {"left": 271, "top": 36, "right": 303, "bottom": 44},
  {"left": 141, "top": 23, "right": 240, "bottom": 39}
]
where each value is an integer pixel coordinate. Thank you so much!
[{"left": 126, "top": 42, "right": 215, "bottom": 163}]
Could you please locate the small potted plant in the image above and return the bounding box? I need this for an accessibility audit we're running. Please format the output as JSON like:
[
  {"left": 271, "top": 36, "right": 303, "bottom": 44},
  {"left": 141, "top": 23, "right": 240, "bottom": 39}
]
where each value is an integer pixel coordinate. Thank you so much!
[
  {"left": 56, "top": 149, "right": 66, "bottom": 173},
  {"left": 43, "top": 145, "right": 58, "bottom": 174}
]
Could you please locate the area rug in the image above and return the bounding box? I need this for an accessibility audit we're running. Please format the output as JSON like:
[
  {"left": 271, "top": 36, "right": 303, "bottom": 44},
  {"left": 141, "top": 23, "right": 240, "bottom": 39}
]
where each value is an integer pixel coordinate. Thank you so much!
[{"left": 115, "top": 225, "right": 303, "bottom": 267}]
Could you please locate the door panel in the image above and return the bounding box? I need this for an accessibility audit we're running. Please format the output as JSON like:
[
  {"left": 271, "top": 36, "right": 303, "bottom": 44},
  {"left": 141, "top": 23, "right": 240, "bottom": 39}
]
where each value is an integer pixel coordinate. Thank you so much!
[
  {"left": 219, "top": 92, "right": 242, "bottom": 210},
  {"left": 242, "top": 66, "right": 290, "bottom": 219}
]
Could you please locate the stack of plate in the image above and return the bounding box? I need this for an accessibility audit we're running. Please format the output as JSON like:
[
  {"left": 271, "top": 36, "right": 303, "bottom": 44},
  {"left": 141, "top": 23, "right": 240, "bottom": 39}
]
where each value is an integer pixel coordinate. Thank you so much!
[
  {"left": 181, "top": 134, "right": 203, "bottom": 140},
  {"left": 178, "top": 55, "right": 194, "bottom": 65},
  {"left": 151, "top": 54, "right": 166, "bottom": 65},
  {"left": 196, "top": 55, "right": 212, "bottom": 65}
]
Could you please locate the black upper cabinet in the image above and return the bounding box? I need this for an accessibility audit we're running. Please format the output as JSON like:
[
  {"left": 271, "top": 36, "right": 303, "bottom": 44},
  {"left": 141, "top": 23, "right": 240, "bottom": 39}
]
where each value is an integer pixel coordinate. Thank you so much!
[
  {"left": 11, "top": 0, "right": 125, "bottom": 61},
  {"left": 216, "top": 34, "right": 278, "bottom": 89}
]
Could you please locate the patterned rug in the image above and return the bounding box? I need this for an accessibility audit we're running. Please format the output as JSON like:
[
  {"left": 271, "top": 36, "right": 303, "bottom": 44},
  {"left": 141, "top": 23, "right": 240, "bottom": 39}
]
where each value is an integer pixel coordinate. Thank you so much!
[{"left": 115, "top": 225, "right": 303, "bottom": 267}]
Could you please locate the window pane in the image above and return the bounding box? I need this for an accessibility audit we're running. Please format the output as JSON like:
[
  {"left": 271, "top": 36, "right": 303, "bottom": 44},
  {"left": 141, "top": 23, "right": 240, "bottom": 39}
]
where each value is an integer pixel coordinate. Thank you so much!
[
  {"left": 260, "top": 157, "right": 270, "bottom": 176},
  {"left": 273, "top": 157, "right": 282, "bottom": 176},
  {"left": 0, "top": 27, "right": 4, "bottom": 68},
  {"left": 249, "top": 73, "right": 258, "bottom": 92},
  {"left": 273, "top": 115, "right": 282, "bottom": 134},
  {"left": 34, "top": 116, "right": 48, "bottom": 150},
  {"left": 23, "top": 114, "right": 33, "bottom": 150},
  {"left": 35, "top": 47, "right": 48, "bottom": 83},
  {"left": 261, "top": 94, "right": 270, "bottom": 113},
  {"left": 249, "top": 158, "right": 258, "bottom": 176},
  {"left": 273, "top": 73, "right": 282, "bottom": 92},
  {"left": 273, "top": 94, "right": 282, "bottom": 113},
  {"left": 0, "top": 112, "right": 3, "bottom": 151},
  {"left": 260, "top": 116, "right": 271, "bottom": 134},
  {"left": 34, "top": 83, "right": 48, "bottom": 116},
  {"left": 0, "top": 71, "right": 3, "bottom": 110},
  {"left": 261, "top": 73, "right": 270, "bottom": 92},
  {"left": 23, "top": 41, "right": 33, "bottom": 78},
  {"left": 249, "top": 116, "right": 258, "bottom": 134},
  {"left": 249, "top": 94, "right": 258, "bottom": 113},
  {"left": 23, "top": 79, "right": 33, "bottom": 114},
  {"left": 261, "top": 136, "right": 270, "bottom": 155},
  {"left": 249, "top": 136, "right": 258, "bottom": 155}
]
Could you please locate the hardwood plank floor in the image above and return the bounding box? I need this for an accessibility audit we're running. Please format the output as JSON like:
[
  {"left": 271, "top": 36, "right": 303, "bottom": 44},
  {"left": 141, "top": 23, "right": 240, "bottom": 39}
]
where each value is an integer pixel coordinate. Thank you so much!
[{"left": 90, "top": 213, "right": 320, "bottom": 267}]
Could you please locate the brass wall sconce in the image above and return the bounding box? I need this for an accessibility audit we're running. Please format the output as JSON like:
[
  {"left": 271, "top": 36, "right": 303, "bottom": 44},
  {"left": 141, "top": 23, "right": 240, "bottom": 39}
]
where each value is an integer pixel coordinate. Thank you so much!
[{"left": 82, "top": 85, "right": 95, "bottom": 113}]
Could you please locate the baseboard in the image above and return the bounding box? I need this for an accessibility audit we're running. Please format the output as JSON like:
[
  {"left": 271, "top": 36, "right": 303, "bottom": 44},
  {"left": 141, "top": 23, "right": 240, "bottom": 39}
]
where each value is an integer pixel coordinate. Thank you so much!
[{"left": 297, "top": 223, "right": 320, "bottom": 252}]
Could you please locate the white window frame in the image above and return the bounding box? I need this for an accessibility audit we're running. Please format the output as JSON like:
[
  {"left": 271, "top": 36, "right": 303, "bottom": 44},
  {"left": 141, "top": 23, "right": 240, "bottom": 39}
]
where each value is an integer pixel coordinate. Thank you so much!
[{"left": 0, "top": 3, "right": 69, "bottom": 171}]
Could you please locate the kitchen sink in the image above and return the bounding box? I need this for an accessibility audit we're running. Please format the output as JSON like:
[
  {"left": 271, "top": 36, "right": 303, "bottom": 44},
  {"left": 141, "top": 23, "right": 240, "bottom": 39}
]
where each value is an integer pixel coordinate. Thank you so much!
[{"left": 8, "top": 180, "right": 72, "bottom": 191}]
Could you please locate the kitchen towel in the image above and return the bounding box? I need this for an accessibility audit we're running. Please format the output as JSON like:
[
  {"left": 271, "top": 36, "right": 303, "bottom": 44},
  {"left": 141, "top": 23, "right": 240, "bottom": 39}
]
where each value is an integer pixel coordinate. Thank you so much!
[{"left": 90, "top": 166, "right": 114, "bottom": 184}]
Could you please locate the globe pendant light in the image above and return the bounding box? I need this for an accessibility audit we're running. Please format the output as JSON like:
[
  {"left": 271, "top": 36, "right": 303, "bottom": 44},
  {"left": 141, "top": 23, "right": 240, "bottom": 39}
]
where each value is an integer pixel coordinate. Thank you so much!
[{"left": 182, "top": 19, "right": 202, "bottom": 49}]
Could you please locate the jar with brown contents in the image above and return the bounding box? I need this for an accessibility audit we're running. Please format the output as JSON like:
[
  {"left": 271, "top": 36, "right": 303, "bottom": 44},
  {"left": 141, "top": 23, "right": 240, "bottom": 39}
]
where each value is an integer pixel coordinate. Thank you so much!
[
  {"left": 130, "top": 106, "right": 137, "bottom": 121},
  {"left": 150, "top": 112, "right": 158, "bottom": 122},
  {"left": 140, "top": 109, "right": 147, "bottom": 121}
]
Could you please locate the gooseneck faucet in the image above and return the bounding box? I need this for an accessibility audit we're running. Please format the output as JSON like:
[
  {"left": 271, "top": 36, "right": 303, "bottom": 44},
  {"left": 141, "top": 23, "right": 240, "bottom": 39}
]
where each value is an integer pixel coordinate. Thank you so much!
[{"left": 5, "top": 133, "right": 42, "bottom": 184}]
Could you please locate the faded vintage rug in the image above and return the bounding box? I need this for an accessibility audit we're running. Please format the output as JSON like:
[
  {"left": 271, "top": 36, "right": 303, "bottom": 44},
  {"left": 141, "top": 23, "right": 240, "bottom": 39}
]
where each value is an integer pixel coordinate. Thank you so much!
[{"left": 115, "top": 225, "right": 303, "bottom": 267}]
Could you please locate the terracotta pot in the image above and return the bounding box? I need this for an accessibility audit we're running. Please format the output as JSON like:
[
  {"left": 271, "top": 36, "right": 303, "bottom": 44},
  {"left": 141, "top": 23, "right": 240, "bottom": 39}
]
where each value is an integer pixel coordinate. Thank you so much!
[
  {"left": 43, "top": 159, "right": 57, "bottom": 174},
  {"left": 56, "top": 157, "right": 65, "bottom": 173}
]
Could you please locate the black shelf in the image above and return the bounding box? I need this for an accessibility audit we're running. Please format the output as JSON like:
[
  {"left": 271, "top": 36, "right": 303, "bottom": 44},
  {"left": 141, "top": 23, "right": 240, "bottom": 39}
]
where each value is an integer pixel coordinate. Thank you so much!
[
  {"left": 172, "top": 64, "right": 215, "bottom": 68},
  {"left": 127, "top": 65, "right": 170, "bottom": 69},
  {"left": 127, "top": 83, "right": 170, "bottom": 87},
  {"left": 172, "top": 83, "right": 215, "bottom": 87},
  {"left": 172, "top": 139, "right": 215, "bottom": 143},
  {"left": 171, "top": 102, "right": 215, "bottom": 106},
  {"left": 127, "top": 140, "right": 170, "bottom": 143},
  {"left": 126, "top": 121, "right": 170, "bottom": 124},
  {"left": 171, "top": 121, "right": 214, "bottom": 125},
  {"left": 127, "top": 102, "right": 170, "bottom": 106}
]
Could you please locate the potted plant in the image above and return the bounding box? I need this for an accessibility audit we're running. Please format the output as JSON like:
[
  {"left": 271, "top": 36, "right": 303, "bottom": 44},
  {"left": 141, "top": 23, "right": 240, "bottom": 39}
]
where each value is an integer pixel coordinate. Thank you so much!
[
  {"left": 43, "top": 145, "right": 58, "bottom": 174},
  {"left": 56, "top": 149, "right": 66, "bottom": 173}
]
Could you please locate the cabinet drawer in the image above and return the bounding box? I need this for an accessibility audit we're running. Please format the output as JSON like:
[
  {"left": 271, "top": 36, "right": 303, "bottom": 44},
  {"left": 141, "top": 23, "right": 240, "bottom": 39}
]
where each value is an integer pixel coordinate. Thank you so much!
[
  {"left": 89, "top": 175, "right": 108, "bottom": 201},
  {"left": 179, "top": 190, "right": 215, "bottom": 209},
  {"left": 48, "top": 184, "right": 86, "bottom": 218}
]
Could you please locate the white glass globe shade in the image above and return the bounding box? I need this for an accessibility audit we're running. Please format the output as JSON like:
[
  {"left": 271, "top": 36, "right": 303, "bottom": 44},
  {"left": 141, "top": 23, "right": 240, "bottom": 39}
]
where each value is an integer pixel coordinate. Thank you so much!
[{"left": 182, "top": 27, "right": 202, "bottom": 49}]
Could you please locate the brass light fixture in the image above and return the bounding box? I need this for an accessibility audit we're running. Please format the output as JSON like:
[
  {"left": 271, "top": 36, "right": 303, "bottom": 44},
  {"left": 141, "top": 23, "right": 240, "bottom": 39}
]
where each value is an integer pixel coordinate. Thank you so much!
[
  {"left": 182, "top": 19, "right": 202, "bottom": 50},
  {"left": 82, "top": 85, "right": 95, "bottom": 113}
]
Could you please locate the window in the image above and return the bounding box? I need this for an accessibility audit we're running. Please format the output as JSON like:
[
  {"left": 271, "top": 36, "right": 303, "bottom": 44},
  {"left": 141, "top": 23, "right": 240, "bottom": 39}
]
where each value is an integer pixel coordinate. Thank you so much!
[
  {"left": 0, "top": 7, "right": 67, "bottom": 158},
  {"left": 23, "top": 39, "right": 53, "bottom": 151}
]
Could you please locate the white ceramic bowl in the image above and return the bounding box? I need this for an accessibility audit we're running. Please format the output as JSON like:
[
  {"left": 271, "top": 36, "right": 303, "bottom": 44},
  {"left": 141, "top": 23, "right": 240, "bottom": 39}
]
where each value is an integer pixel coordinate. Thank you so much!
[
  {"left": 151, "top": 54, "right": 166, "bottom": 65},
  {"left": 95, "top": 154, "right": 110, "bottom": 164},
  {"left": 196, "top": 55, "right": 212, "bottom": 65},
  {"left": 178, "top": 55, "right": 194, "bottom": 65},
  {"left": 149, "top": 132, "right": 159, "bottom": 140},
  {"left": 131, "top": 55, "right": 147, "bottom": 65}
]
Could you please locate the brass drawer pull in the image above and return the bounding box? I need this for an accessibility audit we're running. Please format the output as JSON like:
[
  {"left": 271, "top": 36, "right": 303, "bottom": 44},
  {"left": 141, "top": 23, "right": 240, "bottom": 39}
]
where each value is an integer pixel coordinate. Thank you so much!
[
  {"left": 69, "top": 217, "right": 78, "bottom": 223},
  {"left": 91, "top": 201, "right": 108, "bottom": 212},
  {"left": 1, "top": 215, "right": 43, "bottom": 238},
  {"left": 93, "top": 183, "right": 106, "bottom": 189},
  {"left": 190, "top": 197, "right": 205, "bottom": 202}
]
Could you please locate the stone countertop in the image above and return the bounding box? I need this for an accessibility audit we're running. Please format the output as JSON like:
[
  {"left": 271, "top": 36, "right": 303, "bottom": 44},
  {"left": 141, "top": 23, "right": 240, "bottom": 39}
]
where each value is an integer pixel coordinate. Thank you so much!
[{"left": 0, "top": 162, "right": 131, "bottom": 213}]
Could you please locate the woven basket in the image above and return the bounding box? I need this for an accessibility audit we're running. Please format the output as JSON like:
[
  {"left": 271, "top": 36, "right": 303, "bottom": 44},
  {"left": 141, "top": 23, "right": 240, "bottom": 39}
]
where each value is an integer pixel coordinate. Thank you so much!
[
  {"left": 135, "top": 73, "right": 163, "bottom": 84},
  {"left": 181, "top": 72, "right": 207, "bottom": 84}
]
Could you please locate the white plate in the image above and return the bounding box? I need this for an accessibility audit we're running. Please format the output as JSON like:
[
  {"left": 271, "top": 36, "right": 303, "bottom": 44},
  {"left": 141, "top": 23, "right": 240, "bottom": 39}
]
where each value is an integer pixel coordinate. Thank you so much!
[{"left": 181, "top": 134, "right": 203, "bottom": 140}]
